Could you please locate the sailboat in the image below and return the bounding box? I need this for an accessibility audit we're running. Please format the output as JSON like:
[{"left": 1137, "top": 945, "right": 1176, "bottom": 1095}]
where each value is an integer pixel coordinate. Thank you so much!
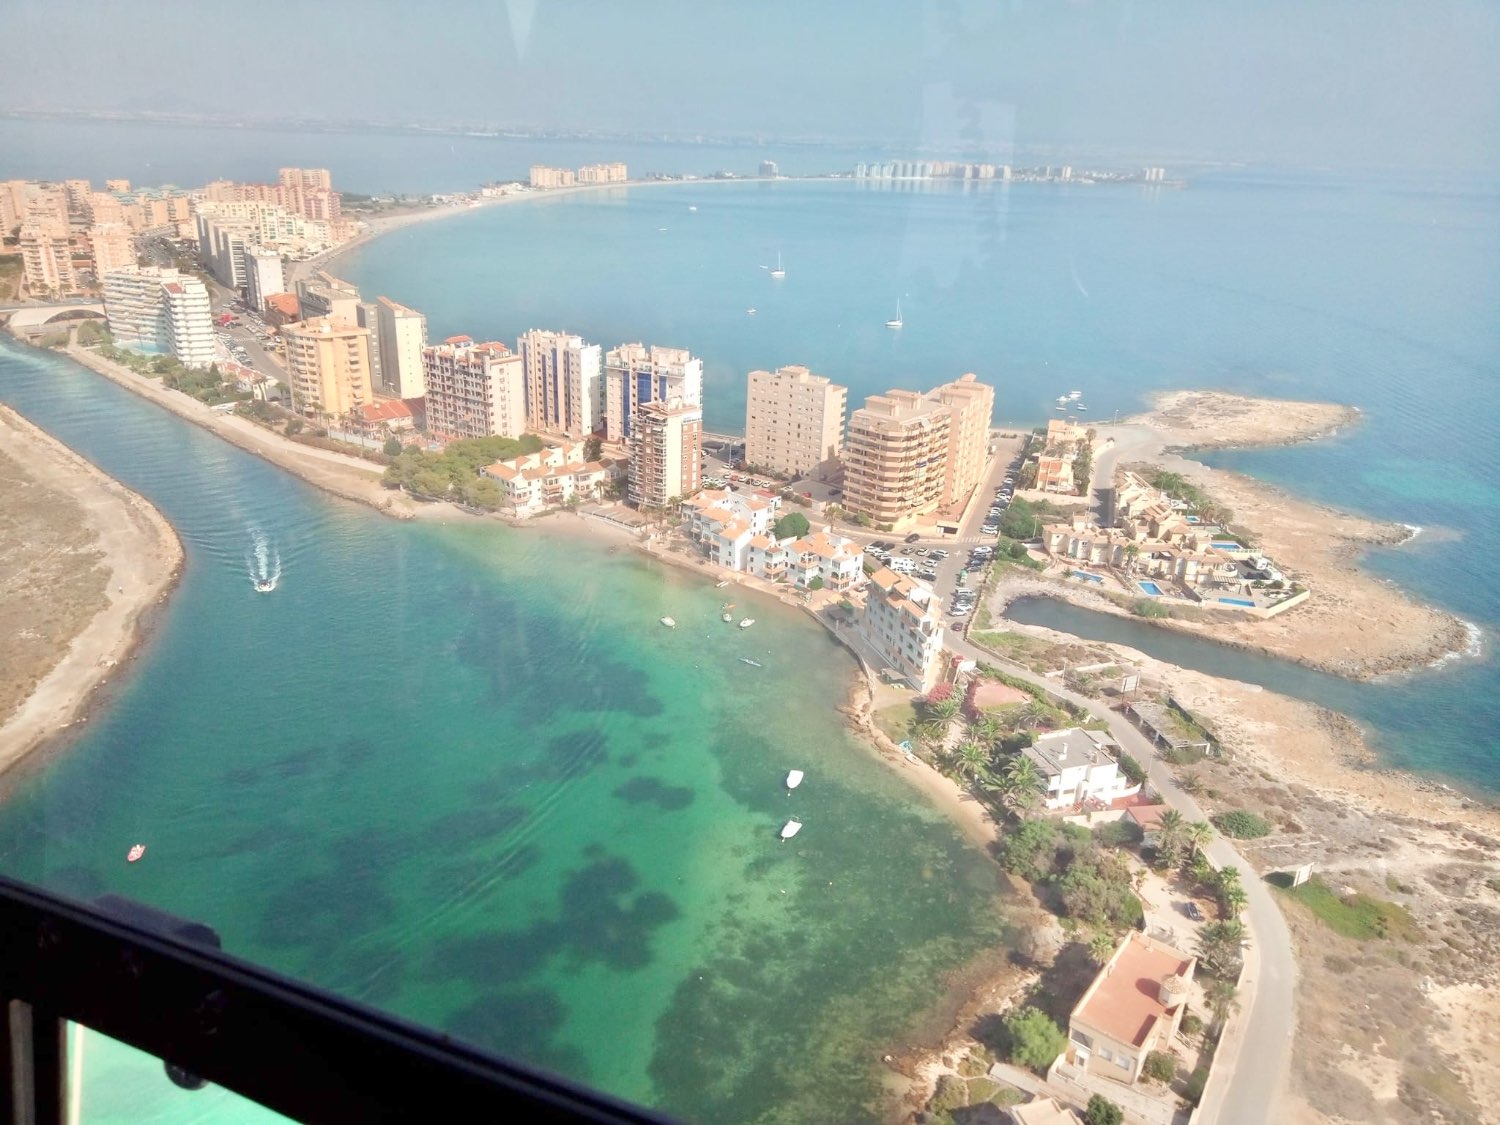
[
  {"left": 770, "top": 251, "right": 785, "bottom": 279},
  {"left": 885, "top": 300, "right": 903, "bottom": 329}
]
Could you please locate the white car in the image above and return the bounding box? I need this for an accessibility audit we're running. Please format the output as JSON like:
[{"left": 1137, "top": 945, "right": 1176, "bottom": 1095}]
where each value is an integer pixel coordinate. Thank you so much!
[{"left": 888, "top": 559, "right": 917, "bottom": 574}]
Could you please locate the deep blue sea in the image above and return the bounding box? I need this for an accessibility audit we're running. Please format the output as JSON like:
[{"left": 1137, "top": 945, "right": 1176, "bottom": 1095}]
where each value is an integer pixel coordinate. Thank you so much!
[{"left": 2, "top": 123, "right": 1499, "bottom": 1118}]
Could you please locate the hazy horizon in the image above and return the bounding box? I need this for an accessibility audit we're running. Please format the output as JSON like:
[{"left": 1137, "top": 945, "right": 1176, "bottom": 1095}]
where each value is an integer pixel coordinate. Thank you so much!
[{"left": 2, "top": 1, "right": 1498, "bottom": 172}]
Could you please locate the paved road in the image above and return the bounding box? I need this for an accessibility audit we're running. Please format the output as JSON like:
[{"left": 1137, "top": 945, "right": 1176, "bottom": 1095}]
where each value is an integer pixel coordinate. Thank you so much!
[{"left": 945, "top": 619, "right": 1296, "bottom": 1125}]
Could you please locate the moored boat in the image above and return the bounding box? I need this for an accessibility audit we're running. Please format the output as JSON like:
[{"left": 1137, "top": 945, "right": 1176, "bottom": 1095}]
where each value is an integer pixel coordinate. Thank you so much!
[
  {"left": 739, "top": 618, "right": 755, "bottom": 628},
  {"left": 780, "top": 818, "right": 802, "bottom": 841},
  {"left": 126, "top": 843, "right": 146, "bottom": 863},
  {"left": 786, "top": 769, "right": 804, "bottom": 790},
  {"left": 660, "top": 616, "right": 676, "bottom": 628}
]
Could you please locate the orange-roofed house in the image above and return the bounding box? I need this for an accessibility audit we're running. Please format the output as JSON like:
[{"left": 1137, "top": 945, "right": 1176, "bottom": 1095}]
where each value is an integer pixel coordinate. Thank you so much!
[
  {"left": 263, "top": 293, "right": 302, "bottom": 327},
  {"left": 1064, "top": 931, "right": 1195, "bottom": 1085},
  {"left": 785, "top": 528, "right": 865, "bottom": 591},
  {"left": 681, "top": 489, "right": 780, "bottom": 571},
  {"left": 354, "top": 398, "right": 414, "bottom": 438},
  {"left": 857, "top": 566, "right": 945, "bottom": 691},
  {"left": 481, "top": 441, "right": 615, "bottom": 515}
]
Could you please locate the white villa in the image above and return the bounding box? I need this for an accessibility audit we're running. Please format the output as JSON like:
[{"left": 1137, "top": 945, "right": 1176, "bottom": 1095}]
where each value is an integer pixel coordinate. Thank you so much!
[
  {"left": 751, "top": 527, "right": 866, "bottom": 591},
  {"left": 1023, "top": 728, "right": 1140, "bottom": 810},
  {"left": 858, "top": 566, "right": 945, "bottom": 692},
  {"left": 682, "top": 490, "right": 865, "bottom": 590},
  {"left": 482, "top": 441, "right": 616, "bottom": 515},
  {"left": 682, "top": 488, "right": 780, "bottom": 570}
]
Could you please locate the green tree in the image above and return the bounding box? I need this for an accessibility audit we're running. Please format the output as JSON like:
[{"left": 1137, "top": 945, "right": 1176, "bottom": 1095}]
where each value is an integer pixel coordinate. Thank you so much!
[
  {"left": 1220, "top": 883, "right": 1249, "bottom": 919},
  {"left": 926, "top": 696, "right": 961, "bottom": 722},
  {"left": 1204, "top": 978, "right": 1239, "bottom": 1030},
  {"left": 1142, "top": 1050, "right": 1177, "bottom": 1084},
  {"left": 971, "top": 714, "right": 1003, "bottom": 747},
  {"left": 1185, "top": 819, "right": 1214, "bottom": 856},
  {"left": 955, "top": 741, "right": 990, "bottom": 784},
  {"left": 1198, "top": 919, "right": 1247, "bottom": 979},
  {"left": 1083, "top": 1095, "right": 1124, "bottom": 1125},
  {"left": 807, "top": 576, "right": 824, "bottom": 591},
  {"left": 284, "top": 418, "right": 304, "bottom": 436},
  {"left": 583, "top": 435, "right": 602, "bottom": 462},
  {"left": 997, "top": 820, "right": 1063, "bottom": 882},
  {"left": 1087, "top": 930, "right": 1118, "bottom": 966},
  {"left": 1000, "top": 754, "right": 1046, "bottom": 817},
  {"left": 1156, "top": 808, "right": 1188, "bottom": 869},
  {"left": 772, "top": 511, "right": 810, "bottom": 540},
  {"left": 382, "top": 436, "right": 403, "bottom": 456},
  {"left": 1003, "top": 1007, "right": 1067, "bottom": 1073}
]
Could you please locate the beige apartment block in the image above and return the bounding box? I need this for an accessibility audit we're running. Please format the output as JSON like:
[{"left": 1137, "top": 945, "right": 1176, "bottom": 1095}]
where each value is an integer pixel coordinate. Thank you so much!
[
  {"left": 842, "top": 390, "right": 951, "bottom": 528},
  {"left": 576, "top": 163, "right": 628, "bottom": 184},
  {"left": 519, "top": 328, "right": 603, "bottom": 438},
  {"left": 929, "top": 372, "right": 995, "bottom": 507},
  {"left": 529, "top": 165, "right": 577, "bottom": 189},
  {"left": 604, "top": 343, "right": 703, "bottom": 442},
  {"left": 744, "top": 364, "right": 847, "bottom": 479},
  {"left": 281, "top": 316, "right": 373, "bottom": 417},
  {"left": 422, "top": 336, "right": 527, "bottom": 442},
  {"left": 375, "top": 297, "right": 429, "bottom": 399},
  {"left": 87, "top": 223, "right": 137, "bottom": 275},
  {"left": 628, "top": 398, "right": 702, "bottom": 509},
  {"left": 18, "top": 220, "right": 76, "bottom": 296}
]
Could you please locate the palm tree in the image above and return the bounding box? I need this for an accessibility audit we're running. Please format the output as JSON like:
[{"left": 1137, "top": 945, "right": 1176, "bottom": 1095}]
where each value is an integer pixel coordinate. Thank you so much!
[
  {"left": 955, "top": 741, "right": 990, "bottom": 784},
  {"left": 971, "top": 714, "right": 1003, "bottom": 747},
  {"left": 1204, "top": 978, "right": 1239, "bottom": 1032},
  {"left": 1220, "top": 883, "right": 1249, "bottom": 919},
  {"left": 1185, "top": 820, "right": 1214, "bottom": 856},
  {"left": 1155, "top": 808, "right": 1188, "bottom": 870},
  {"left": 926, "top": 696, "right": 961, "bottom": 723},
  {"left": 1000, "top": 754, "right": 1047, "bottom": 818},
  {"left": 1188, "top": 853, "right": 1216, "bottom": 890},
  {"left": 1088, "top": 930, "right": 1118, "bottom": 967},
  {"left": 1018, "top": 698, "right": 1053, "bottom": 730},
  {"left": 1197, "top": 920, "right": 1247, "bottom": 979}
]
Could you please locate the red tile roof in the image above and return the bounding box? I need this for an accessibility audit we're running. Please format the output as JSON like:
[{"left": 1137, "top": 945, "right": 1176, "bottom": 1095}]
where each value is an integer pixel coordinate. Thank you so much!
[
  {"left": 359, "top": 399, "right": 413, "bottom": 423},
  {"left": 1073, "top": 932, "right": 1193, "bottom": 1049}
]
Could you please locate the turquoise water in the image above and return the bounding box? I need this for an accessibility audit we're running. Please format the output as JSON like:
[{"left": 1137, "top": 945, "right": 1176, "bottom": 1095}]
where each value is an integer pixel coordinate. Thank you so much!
[
  {"left": 0, "top": 336, "right": 1010, "bottom": 1122},
  {"left": 336, "top": 172, "right": 1499, "bottom": 794}
]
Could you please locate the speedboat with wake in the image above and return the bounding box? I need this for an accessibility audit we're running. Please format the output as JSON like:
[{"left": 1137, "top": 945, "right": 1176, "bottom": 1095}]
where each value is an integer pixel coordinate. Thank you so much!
[{"left": 254, "top": 577, "right": 276, "bottom": 593}]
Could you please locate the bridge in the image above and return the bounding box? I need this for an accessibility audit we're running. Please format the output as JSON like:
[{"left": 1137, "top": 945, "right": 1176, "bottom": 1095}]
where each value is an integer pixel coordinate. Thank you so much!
[{"left": 0, "top": 301, "right": 107, "bottom": 332}]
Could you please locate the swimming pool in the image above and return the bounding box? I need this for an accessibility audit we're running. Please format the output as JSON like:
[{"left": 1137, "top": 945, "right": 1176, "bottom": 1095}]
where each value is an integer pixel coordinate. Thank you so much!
[
  {"left": 1072, "top": 570, "right": 1104, "bottom": 584},
  {"left": 1218, "top": 597, "right": 1256, "bottom": 607},
  {"left": 1137, "top": 581, "right": 1164, "bottom": 596},
  {"left": 1211, "top": 541, "right": 1241, "bottom": 551}
]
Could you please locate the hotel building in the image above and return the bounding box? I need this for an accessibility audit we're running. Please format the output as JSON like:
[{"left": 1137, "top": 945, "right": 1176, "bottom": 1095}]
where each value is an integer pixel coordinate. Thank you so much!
[
  {"left": 857, "top": 566, "right": 946, "bottom": 691},
  {"left": 928, "top": 372, "right": 994, "bottom": 507},
  {"left": 628, "top": 398, "right": 702, "bottom": 509},
  {"left": 743, "top": 364, "right": 847, "bottom": 479},
  {"left": 102, "top": 266, "right": 214, "bottom": 368},
  {"left": 576, "top": 163, "right": 628, "bottom": 184},
  {"left": 519, "top": 329, "right": 602, "bottom": 438},
  {"left": 842, "top": 391, "right": 952, "bottom": 528},
  {"left": 422, "top": 336, "right": 527, "bottom": 442},
  {"left": 281, "top": 317, "right": 373, "bottom": 416},
  {"left": 529, "top": 165, "right": 576, "bottom": 189},
  {"left": 603, "top": 343, "right": 703, "bottom": 442},
  {"left": 374, "top": 297, "right": 429, "bottom": 399}
]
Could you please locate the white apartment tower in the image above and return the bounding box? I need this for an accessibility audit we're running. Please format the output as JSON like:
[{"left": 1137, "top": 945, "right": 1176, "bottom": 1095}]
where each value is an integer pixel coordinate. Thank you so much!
[
  {"left": 744, "top": 364, "right": 847, "bottom": 479},
  {"left": 603, "top": 343, "right": 703, "bottom": 442},
  {"left": 422, "top": 336, "right": 527, "bottom": 442},
  {"left": 628, "top": 398, "right": 702, "bottom": 509},
  {"left": 244, "top": 248, "right": 285, "bottom": 315},
  {"left": 374, "top": 297, "right": 428, "bottom": 399},
  {"left": 101, "top": 266, "right": 214, "bottom": 368},
  {"left": 519, "top": 329, "right": 602, "bottom": 438}
]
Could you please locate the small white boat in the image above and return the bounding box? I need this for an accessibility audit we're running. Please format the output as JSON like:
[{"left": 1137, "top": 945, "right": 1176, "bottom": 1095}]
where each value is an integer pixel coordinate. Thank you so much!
[
  {"left": 1056, "top": 394, "right": 1069, "bottom": 404},
  {"left": 1068, "top": 390, "right": 1082, "bottom": 400},
  {"left": 786, "top": 770, "right": 804, "bottom": 790},
  {"left": 1054, "top": 404, "right": 1067, "bottom": 411},
  {"left": 739, "top": 618, "right": 755, "bottom": 629},
  {"left": 746, "top": 308, "right": 757, "bottom": 315},
  {"left": 780, "top": 818, "right": 803, "bottom": 841},
  {"left": 126, "top": 844, "right": 146, "bottom": 864},
  {"left": 688, "top": 205, "right": 698, "bottom": 212},
  {"left": 660, "top": 617, "right": 676, "bottom": 628},
  {"left": 254, "top": 577, "right": 275, "bottom": 593},
  {"left": 741, "top": 657, "right": 763, "bottom": 668},
  {"left": 715, "top": 580, "right": 729, "bottom": 588},
  {"left": 770, "top": 251, "right": 785, "bottom": 279},
  {"left": 885, "top": 299, "right": 903, "bottom": 329},
  {"left": 722, "top": 612, "right": 733, "bottom": 622},
  {"left": 1077, "top": 404, "right": 1088, "bottom": 411}
]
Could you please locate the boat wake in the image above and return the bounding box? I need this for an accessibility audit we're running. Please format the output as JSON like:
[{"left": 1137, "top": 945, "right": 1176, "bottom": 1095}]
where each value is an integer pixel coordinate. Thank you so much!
[{"left": 246, "top": 528, "right": 282, "bottom": 593}]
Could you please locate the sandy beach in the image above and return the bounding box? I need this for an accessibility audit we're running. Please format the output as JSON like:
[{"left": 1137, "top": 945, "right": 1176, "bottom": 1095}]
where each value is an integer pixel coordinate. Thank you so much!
[{"left": 0, "top": 403, "right": 182, "bottom": 778}]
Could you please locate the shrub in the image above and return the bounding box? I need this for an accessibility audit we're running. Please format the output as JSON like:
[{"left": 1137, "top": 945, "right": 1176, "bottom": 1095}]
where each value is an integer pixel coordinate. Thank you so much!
[
  {"left": 928, "top": 1074, "right": 968, "bottom": 1115},
  {"left": 1143, "top": 1050, "right": 1177, "bottom": 1084},
  {"left": 1117, "top": 751, "right": 1146, "bottom": 785},
  {"left": 1083, "top": 1095, "right": 1123, "bottom": 1125},
  {"left": 925, "top": 683, "right": 955, "bottom": 705},
  {"left": 1184, "top": 1064, "right": 1210, "bottom": 1105},
  {"left": 772, "top": 511, "right": 810, "bottom": 539},
  {"left": 1181, "top": 1012, "right": 1204, "bottom": 1037},
  {"left": 1212, "top": 810, "right": 1273, "bottom": 839},
  {"left": 1092, "top": 819, "right": 1143, "bottom": 849},
  {"left": 1003, "top": 1007, "right": 1067, "bottom": 1073}
]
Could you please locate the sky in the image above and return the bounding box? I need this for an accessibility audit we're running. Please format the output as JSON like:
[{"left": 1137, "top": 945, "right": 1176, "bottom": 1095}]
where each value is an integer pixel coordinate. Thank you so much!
[{"left": 2, "top": 0, "right": 1497, "bottom": 169}]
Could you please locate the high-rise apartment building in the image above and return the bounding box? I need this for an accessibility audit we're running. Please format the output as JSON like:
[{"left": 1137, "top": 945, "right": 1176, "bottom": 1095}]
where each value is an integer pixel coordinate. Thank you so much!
[
  {"left": 244, "top": 248, "right": 285, "bottom": 315},
  {"left": 63, "top": 180, "right": 94, "bottom": 228},
  {"left": 519, "top": 329, "right": 602, "bottom": 438},
  {"left": 842, "top": 391, "right": 952, "bottom": 528},
  {"left": 102, "top": 267, "right": 214, "bottom": 368},
  {"left": 603, "top": 343, "right": 702, "bottom": 442},
  {"left": 373, "top": 297, "right": 428, "bottom": 399},
  {"left": 628, "top": 398, "right": 702, "bottom": 509},
  {"left": 295, "top": 270, "right": 361, "bottom": 324},
  {"left": 744, "top": 364, "right": 847, "bottom": 479},
  {"left": 281, "top": 317, "right": 373, "bottom": 416},
  {"left": 928, "top": 372, "right": 995, "bottom": 508},
  {"left": 18, "top": 220, "right": 76, "bottom": 296},
  {"left": 356, "top": 302, "right": 384, "bottom": 391},
  {"left": 87, "top": 223, "right": 136, "bottom": 275},
  {"left": 575, "top": 163, "right": 627, "bottom": 184},
  {"left": 422, "top": 337, "right": 527, "bottom": 442},
  {"left": 529, "top": 166, "right": 577, "bottom": 189}
]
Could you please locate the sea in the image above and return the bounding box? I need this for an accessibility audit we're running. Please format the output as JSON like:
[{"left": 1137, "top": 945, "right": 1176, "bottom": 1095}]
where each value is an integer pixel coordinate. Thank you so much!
[{"left": 1, "top": 119, "right": 1498, "bottom": 1120}]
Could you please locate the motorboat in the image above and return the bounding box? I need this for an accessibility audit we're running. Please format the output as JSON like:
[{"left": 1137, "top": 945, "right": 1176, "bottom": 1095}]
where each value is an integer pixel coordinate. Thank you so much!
[
  {"left": 1068, "top": 390, "right": 1082, "bottom": 399},
  {"left": 688, "top": 205, "right": 698, "bottom": 212},
  {"left": 254, "top": 578, "right": 275, "bottom": 593},
  {"left": 1056, "top": 395, "right": 1069, "bottom": 404},
  {"left": 747, "top": 308, "right": 757, "bottom": 315},
  {"left": 660, "top": 617, "right": 676, "bottom": 628},
  {"left": 780, "top": 818, "right": 803, "bottom": 841},
  {"left": 786, "top": 770, "right": 804, "bottom": 790},
  {"left": 126, "top": 844, "right": 146, "bottom": 863},
  {"left": 741, "top": 657, "right": 762, "bottom": 668},
  {"left": 739, "top": 618, "right": 755, "bottom": 628}
]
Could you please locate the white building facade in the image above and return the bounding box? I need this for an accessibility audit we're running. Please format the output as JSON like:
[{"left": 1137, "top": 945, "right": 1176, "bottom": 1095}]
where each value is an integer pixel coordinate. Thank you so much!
[
  {"left": 858, "top": 567, "right": 946, "bottom": 691},
  {"left": 102, "top": 266, "right": 214, "bottom": 368},
  {"left": 1023, "top": 728, "right": 1141, "bottom": 810},
  {"left": 604, "top": 343, "right": 702, "bottom": 442},
  {"left": 519, "top": 329, "right": 602, "bottom": 438}
]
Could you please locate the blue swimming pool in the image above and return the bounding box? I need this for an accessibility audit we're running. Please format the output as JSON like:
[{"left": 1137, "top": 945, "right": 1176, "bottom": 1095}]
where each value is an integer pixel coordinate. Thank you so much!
[
  {"left": 1072, "top": 570, "right": 1104, "bottom": 584},
  {"left": 1218, "top": 597, "right": 1256, "bottom": 607},
  {"left": 1212, "top": 541, "right": 1241, "bottom": 551},
  {"left": 1137, "top": 581, "right": 1164, "bottom": 596}
]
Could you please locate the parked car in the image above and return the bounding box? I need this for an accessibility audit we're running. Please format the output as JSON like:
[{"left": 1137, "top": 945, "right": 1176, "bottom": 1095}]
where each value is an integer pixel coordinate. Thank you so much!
[
  {"left": 905, "top": 532, "right": 922, "bottom": 543},
  {"left": 930, "top": 549, "right": 949, "bottom": 560},
  {"left": 1185, "top": 902, "right": 1204, "bottom": 922},
  {"left": 981, "top": 524, "right": 999, "bottom": 536}
]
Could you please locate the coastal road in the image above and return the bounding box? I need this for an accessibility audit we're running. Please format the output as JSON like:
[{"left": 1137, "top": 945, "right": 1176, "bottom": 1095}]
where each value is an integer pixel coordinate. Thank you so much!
[{"left": 942, "top": 626, "right": 1297, "bottom": 1125}]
